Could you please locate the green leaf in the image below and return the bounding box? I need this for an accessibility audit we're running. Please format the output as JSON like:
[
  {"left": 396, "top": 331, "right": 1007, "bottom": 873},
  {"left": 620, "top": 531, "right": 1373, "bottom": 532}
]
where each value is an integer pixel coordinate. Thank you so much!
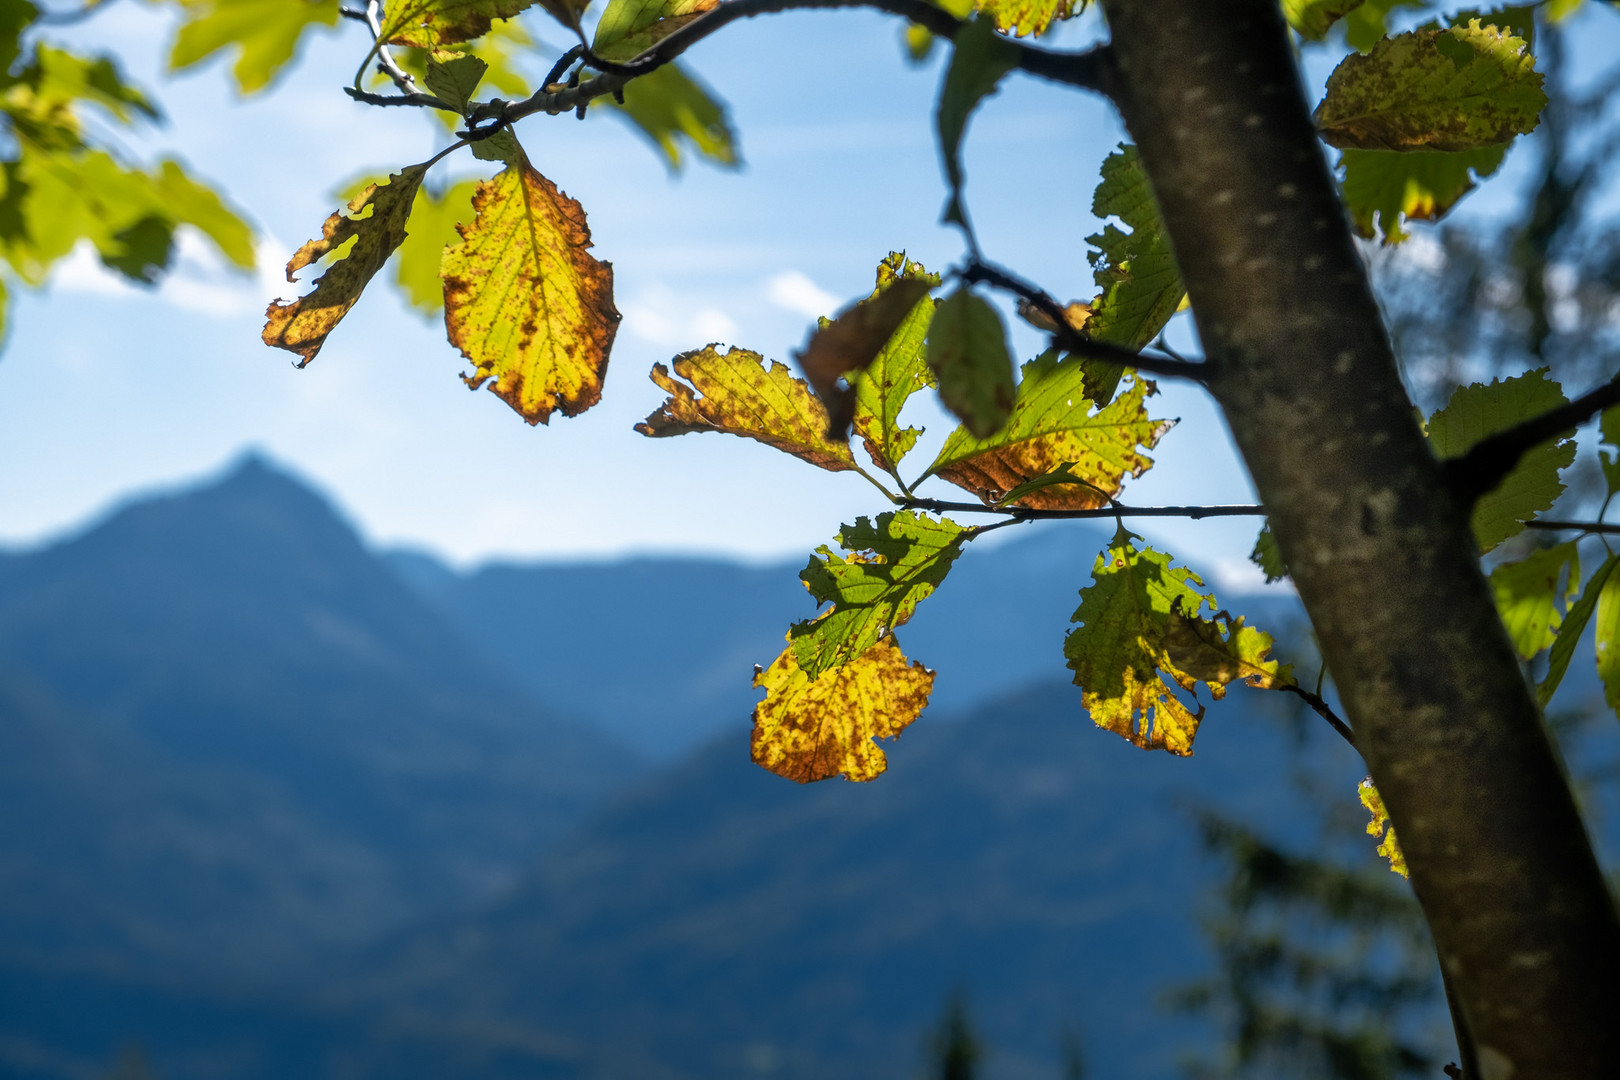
[
  {"left": 851, "top": 253, "right": 942, "bottom": 474},
  {"left": 752, "top": 634, "right": 934, "bottom": 783},
  {"left": 797, "top": 275, "right": 933, "bottom": 442},
  {"left": 790, "top": 511, "right": 969, "bottom": 678},
  {"left": 1283, "top": 0, "right": 1367, "bottom": 41},
  {"left": 591, "top": 0, "right": 716, "bottom": 62},
  {"left": 264, "top": 163, "right": 429, "bottom": 365},
  {"left": 935, "top": 15, "right": 1018, "bottom": 231},
  {"left": 1596, "top": 565, "right": 1620, "bottom": 718},
  {"left": 975, "top": 0, "right": 1082, "bottom": 38},
  {"left": 1087, "top": 144, "right": 1186, "bottom": 350},
  {"left": 635, "top": 345, "right": 858, "bottom": 472},
  {"left": 1491, "top": 542, "right": 1579, "bottom": 661},
  {"left": 1251, "top": 524, "right": 1287, "bottom": 584},
  {"left": 1599, "top": 402, "right": 1620, "bottom": 496},
  {"left": 381, "top": 0, "right": 539, "bottom": 48},
  {"left": 1426, "top": 369, "right": 1577, "bottom": 552},
  {"left": 169, "top": 0, "right": 341, "bottom": 94},
  {"left": 1340, "top": 144, "right": 1507, "bottom": 244},
  {"left": 926, "top": 288, "right": 1014, "bottom": 438},
  {"left": 1314, "top": 21, "right": 1547, "bottom": 152},
  {"left": 470, "top": 127, "right": 521, "bottom": 164},
  {"left": 28, "top": 46, "right": 160, "bottom": 125},
  {"left": 1540, "top": 555, "right": 1619, "bottom": 707},
  {"left": 924, "top": 357, "right": 1172, "bottom": 509},
  {"left": 1066, "top": 527, "right": 1278, "bottom": 756},
  {"left": 423, "top": 52, "right": 487, "bottom": 113},
  {"left": 147, "top": 159, "right": 256, "bottom": 270},
  {"left": 394, "top": 178, "right": 478, "bottom": 314},
  {"left": 442, "top": 148, "right": 621, "bottom": 423},
  {"left": 0, "top": 0, "right": 36, "bottom": 76},
  {"left": 597, "top": 62, "right": 738, "bottom": 171}
]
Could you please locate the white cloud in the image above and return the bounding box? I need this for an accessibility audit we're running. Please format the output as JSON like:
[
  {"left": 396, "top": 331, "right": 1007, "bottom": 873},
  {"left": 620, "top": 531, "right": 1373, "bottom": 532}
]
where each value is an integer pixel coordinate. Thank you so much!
[
  {"left": 49, "top": 232, "right": 291, "bottom": 318},
  {"left": 765, "top": 270, "right": 838, "bottom": 319},
  {"left": 1207, "top": 555, "right": 1289, "bottom": 597},
  {"left": 620, "top": 282, "right": 739, "bottom": 348}
]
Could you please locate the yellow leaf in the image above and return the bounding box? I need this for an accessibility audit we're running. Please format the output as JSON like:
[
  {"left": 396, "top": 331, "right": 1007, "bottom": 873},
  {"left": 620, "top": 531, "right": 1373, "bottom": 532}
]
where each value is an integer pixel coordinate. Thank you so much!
[
  {"left": 975, "top": 0, "right": 1082, "bottom": 38},
  {"left": 924, "top": 360, "right": 1172, "bottom": 510},
  {"left": 1165, "top": 605, "right": 1294, "bottom": 696},
  {"left": 442, "top": 152, "right": 621, "bottom": 424},
  {"left": 1358, "top": 778, "right": 1409, "bottom": 878},
  {"left": 635, "top": 346, "right": 858, "bottom": 472},
  {"left": 751, "top": 634, "right": 934, "bottom": 783},
  {"left": 591, "top": 0, "right": 717, "bottom": 62},
  {"left": 381, "top": 0, "right": 538, "bottom": 47},
  {"left": 263, "top": 163, "right": 429, "bottom": 366}
]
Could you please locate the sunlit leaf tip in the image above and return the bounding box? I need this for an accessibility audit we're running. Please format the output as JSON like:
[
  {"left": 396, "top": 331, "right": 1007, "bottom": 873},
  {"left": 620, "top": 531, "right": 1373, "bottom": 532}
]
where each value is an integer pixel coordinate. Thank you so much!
[
  {"left": 851, "top": 253, "right": 941, "bottom": 473},
  {"left": 799, "top": 276, "right": 934, "bottom": 441},
  {"left": 1490, "top": 541, "right": 1579, "bottom": 661},
  {"left": 1087, "top": 144, "right": 1185, "bottom": 353},
  {"left": 1358, "top": 779, "right": 1409, "bottom": 878},
  {"left": 1283, "top": 0, "right": 1367, "bottom": 41},
  {"left": 263, "top": 163, "right": 430, "bottom": 366},
  {"left": 790, "top": 511, "right": 969, "bottom": 679},
  {"left": 635, "top": 345, "right": 857, "bottom": 470},
  {"left": 442, "top": 151, "right": 621, "bottom": 425},
  {"left": 752, "top": 634, "right": 934, "bottom": 784}
]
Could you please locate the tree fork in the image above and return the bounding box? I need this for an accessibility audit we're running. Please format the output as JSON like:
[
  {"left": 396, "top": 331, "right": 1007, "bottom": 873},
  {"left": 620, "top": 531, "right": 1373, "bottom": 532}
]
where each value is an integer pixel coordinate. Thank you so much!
[{"left": 1097, "top": 1, "right": 1620, "bottom": 1074}]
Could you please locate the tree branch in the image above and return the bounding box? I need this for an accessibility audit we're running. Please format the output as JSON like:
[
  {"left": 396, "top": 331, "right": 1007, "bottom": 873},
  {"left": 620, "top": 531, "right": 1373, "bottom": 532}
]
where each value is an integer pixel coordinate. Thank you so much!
[
  {"left": 958, "top": 259, "right": 1209, "bottom": 383},
  {"left": 900, "top": 496, "right": 1263, "bottom": 520},
  {"left": 1523, "top": 519, "right": 1620, "bottom": 536},
  {"left": 1275, "top": 683, "right": 1356, "bottom": 749},
  {"left": 1444, "top": 378, "right": 1620, "bottom": 504}
]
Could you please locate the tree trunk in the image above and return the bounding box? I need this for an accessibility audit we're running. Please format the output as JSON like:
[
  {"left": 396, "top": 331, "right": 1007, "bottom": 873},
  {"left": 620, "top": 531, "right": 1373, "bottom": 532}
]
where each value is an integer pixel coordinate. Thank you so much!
[{"left": 1095, "top": 1, "right": 1620, "bottom": 1074}]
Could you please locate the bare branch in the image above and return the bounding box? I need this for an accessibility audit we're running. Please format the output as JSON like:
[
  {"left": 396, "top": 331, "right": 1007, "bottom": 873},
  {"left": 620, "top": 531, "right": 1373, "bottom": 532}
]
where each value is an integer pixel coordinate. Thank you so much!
[{"left": 900, "top": 496, "right": 1263, "bottom": 520}]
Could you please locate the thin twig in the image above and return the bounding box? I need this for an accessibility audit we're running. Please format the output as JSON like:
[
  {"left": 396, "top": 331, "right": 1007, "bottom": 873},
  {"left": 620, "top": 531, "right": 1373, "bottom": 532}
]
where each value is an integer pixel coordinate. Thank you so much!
[
  {"left": 1276, "top": 684, "right": 1356, "bottom": 749},
  {"left": 357, "top": 0, "right": 423, "bottom": 96},
  {"left": 1443, "top": 377, "right": 1620, "bottom": 504},
  {"left": 1523, "top": 519, "right": 1620, "bottom": 536},
  {"left": 345, "top": 86, "right": 458, "bottom": 111},
  {"left": 900, "top": 496, "right": 1264, "bottom": 520},
  {"left": 543, "top": 44, "right": 587, "bottom": 90},
  {"left": 959, "top": 259, "right": 1210, "bottom": 383}
]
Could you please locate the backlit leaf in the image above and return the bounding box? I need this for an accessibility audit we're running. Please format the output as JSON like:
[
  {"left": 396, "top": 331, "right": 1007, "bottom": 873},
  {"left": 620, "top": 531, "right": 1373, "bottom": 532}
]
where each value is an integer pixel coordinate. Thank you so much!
[
  {"left": 1491, "top": 541, "right": 1579, "bottom": 660},
  {"left": 1340, "top": 144, "right": 1507, "bottom": 244},
  {"left": 1165, "top": 607, "right": 1294, "bottom": 692},
  {"left": 423, "top": 52, "right": 487, "bottom": 112},
  {"left": 1314, "top": 21, "right": 1547, "bottom": 152},
  {"left": 1600, "top": 403, "right": 1620, "bottom": 496},
  {"left": 635, "top": 345, "right": 857, "bottom": 471},
  {"left": 381, "top": 0, "right": 538, "bottom": 48},
  {"left": 1358, "top": 779, "right": 1409, "bottom": 877},
  {"left": 1426, "top": 369, "right": 1576, "bottom": 552},
  {"left": 591, "top": 0, "right": 717, "bottom": 61},
  {"left": 1251, "top": 524, "right": 1287, "bottom": 584},
  {"left": 799, "top": 276, "right": 933, "bottom": 442},
  {"left": 851, "top": 252, "right": 942, "bottom": 474},
  {"left": 264, "top": 163, "right": 428, "bottom": 365},
  {"left": 1283, "top": 0, "right": 1366, "bottom": 40},
  {"left": 975, "top": 0, "right": 1081, "bottom": 38},
  {"left": 1065, "top": 526, "right": 1223, "bottom": 755},
  {"left": 926, "top": 288, "right": 1014, "bottom": 438},
  {"left": 752, "top": 634, "right": 934, "bottom": 784},
  {"left": 394, "top": 178, "right": 478, "bottom": 314},
  {"left": 27, "top": 46, "right": 159, "bottom": 125},
  {"left": 923, "top": 356, "right": 1172, "bottom": 510},
  {"left": 1087, "top": 144, "right": 1185, "bottom": 351},
  {"left": 442, "top": 151, "right": 621, "bottom": 424},
  {"left": 169, "top": 0, "right": 340, "bottom": 94},
  {"left": 1596, "top": 566, "right": 1620, "bottom": 719},
  {"left": 935, "top": 15, "right": 1018, "bottom": 231},
  {"left": 790, "top": 512, "right": 968, "bottom": 678},
  {"left": 1539, "top": 554, "right": 1618, "bottom": 707},
  {"left": 598, "top": 62, "right": 738, "bottom": 171}
]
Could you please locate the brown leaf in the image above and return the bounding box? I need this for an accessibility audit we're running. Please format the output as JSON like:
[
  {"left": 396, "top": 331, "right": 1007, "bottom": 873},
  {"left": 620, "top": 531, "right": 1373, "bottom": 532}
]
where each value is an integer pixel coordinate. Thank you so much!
[
  {"left": 751, "top": 634, "right": 934, "bottom": 783},
  {"left": 797, "top": 277, "right": 934, "bottom": 440},
  {"left": 263, "top": 163, "right": 429, "bottom": 366}
]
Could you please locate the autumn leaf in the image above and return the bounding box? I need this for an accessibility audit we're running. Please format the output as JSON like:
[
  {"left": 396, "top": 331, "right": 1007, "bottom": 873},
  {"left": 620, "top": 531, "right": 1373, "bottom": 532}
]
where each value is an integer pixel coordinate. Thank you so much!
[
  {"left": 790, "top": 512, "right": 968, "bottom": 678},
  {"left": 1540, "top": 555, "right": 1619, "bottom": 707},
  {"left": 927, "top": 288, "right": 1015, "bottom": 438},
  {"left": 393, "top": 179, "right": 478, "bottom": 314},
  {"left": 798, "top": 276, "right": 934, "bottom": 441},
  {"left": 1250, "top": 524, "right": 1287, "bottom": 584},
  {"left": 597, "top": 62, "right": 738, "bottom": 171},
  {"left": 1165, "top": 605, "right": 1294, "bottom": 693},
  {"left": 1358, "top": 779, "right": 1409, "bottom": 877},
  {"left": 1064, "top": 527, "right": 1228, "bottom": 755},
  {"left": 263, "top": 163, "right": 428, "bottom": 366},
  {"left": 975, "top": 0, "right": 1081, "bottom": 38},
  {"left": 936, "top": 15, "right": 1018, "bottom": 231},
  {"left": 1314, "top": 21, "right": 1547, "bottom": 152},
  {"left": 442, "top": 151, "right": 620, "bottom": 424},
  {"left": 923, "top": 358, "right": 1172, "bottom": 510},
  {"left": 1490, "top": 541, "right": 1579, "bottom": 661},
  {"left": 380, "top": 0, "right": 538, "bottom": 48},
  {"left": 851, "top": 253, "right": 942, "bottom": 474},
  {"left": 168, "top": 0, "right": 340, "bottom": 94},
  {"left": 1087, "top": 144, "right": 1185, "bottom": 352},
  {"left": 1282, "top": 0, "right": 1366, "bottom": 40},
  {"left": 635, "top": 346, "right": 857, "bottom": 471},
  {"left": 591, "top": 0, "right": 716, "bottom": 62},
  {"left": 752, "top": 634, "right": 934, "bottom": 783},
  {"left": 1426, "top": 368, "right": 1575, "bottom": 552},
  {"left": 1340, "top": 144, "right": 1507, "bottom": 243}
]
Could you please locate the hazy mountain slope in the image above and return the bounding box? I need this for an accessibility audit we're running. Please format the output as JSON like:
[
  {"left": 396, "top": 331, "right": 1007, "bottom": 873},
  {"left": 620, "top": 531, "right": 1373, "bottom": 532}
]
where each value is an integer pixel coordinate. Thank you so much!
[{"left": 0, "top": 457, "right": 640, "bottom": 978}]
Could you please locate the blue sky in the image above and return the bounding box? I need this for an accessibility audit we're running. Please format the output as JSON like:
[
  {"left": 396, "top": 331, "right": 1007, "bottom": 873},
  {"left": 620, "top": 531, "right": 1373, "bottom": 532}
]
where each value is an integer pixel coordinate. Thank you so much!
[{"left": 5, "top": 1, "right": 1566, "bottom": 592}]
